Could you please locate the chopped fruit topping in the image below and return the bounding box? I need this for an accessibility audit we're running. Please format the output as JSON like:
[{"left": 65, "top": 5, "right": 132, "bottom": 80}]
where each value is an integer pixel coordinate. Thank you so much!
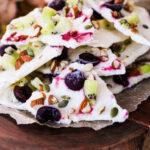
[
  {"left": 58, "top": 100, "right": 69, "bottom": 108},
  {"left": 65, "top": 70, "right": 85, "bottom": 91},
  {"left": 1, "top": 54, "right": 16, "bottom": 70},
  {"left": 48, "top": 95, "right": 58, "bottom": 105},
  {"left": 62, "top": 31, "right": 93, "bottom": 43},
  {"left": 15, "top": 58, "right": 24, "bottom": 70},
  {"left": 111, "top": 107, "right": 119, "bottom": 117},
  {"left": 48, "top": 0, "right": 66, "bottom": 11},
  {"left": 42, "top": 7, "right": 57, "bottom": 21},
  {"left": 31, "top": 97, "right": 45, "bottom": 108},
  {"left": 113, "top": 74, "right": 129, "bottom": 87},
  {"left": 120, "top": 19, "right": 130, "bottom": 28},
  {"left": 139, "top": 64, "right": 150, "bottom": 74},
  {"left": 84, "top": 76, "right": 98, "bottom": 105},
  {"left": 112, "top": 59, "right": 121, "bottom": 69},
  {"left": 78, "top": 53, "right": 100, "bottom": 66},
  {"left": 14, "top": 85, "right": 32, "bottom": 103},
  {"left": 79, "top": 98, "right": 91, "bottom": 113},
  {"left": 36, "top": 106, "right": 61, "bottom": 123},
  {"left": 103, "top": 1, "right": 123, "bottom": 12},
  {"left": 126, "top": 13, "right": 139, "bottom": 26},
  {"left": 41, "top": 21, "right": 55, "bottom": 35}
]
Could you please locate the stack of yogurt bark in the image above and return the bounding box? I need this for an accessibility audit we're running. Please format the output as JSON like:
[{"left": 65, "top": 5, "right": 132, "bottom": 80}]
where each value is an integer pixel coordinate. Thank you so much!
[{"left": 0, "top": 0, "right": 149, "bottom": 127}]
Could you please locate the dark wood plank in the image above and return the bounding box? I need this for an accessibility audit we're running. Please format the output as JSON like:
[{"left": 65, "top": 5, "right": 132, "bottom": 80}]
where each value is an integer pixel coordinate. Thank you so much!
[
  {"left": 0, "top": 115, "right": 147, "bottom": 150},
  {"left": 130, "top": 98, "right": 150, "bottom": 128}
]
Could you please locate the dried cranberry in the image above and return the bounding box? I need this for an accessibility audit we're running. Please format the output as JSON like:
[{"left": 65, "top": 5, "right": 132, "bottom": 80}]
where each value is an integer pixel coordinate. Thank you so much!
[
  {"left": 48, "top": 0, "right": 66, "bottom": 11},
  {"left": 78, "top": 53, "right": 100, "bottom": 66},
  {"left": 36, "top": 106, "right": 61, "bottom": 123},
  {"left": 113, "top": 74, "right": 129, "bottom": 87},
  {"left": 103, "top": 1, "right": 123, "bottom": 12},
  {"left": 14, "top": 85, "right": 32, "bottom": 103},
  {"left": 65, "top": 70, "right": 85, "bottom": 91}
]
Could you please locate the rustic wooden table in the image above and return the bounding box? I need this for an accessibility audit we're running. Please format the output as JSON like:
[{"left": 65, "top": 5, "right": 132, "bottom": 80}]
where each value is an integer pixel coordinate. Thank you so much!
[{"left": 0, "top": 98, "right": 149, "bottom": 150}]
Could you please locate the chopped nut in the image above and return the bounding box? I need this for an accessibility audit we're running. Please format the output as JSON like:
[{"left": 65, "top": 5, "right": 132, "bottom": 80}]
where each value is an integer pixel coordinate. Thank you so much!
[
  {"left": 112, "top": 11, "right": 121, "bottom": 19},
  {"left": 112, "top": 59, "right": 121, "bottom": 69},
  {"left": 48, "top": 95, "right": 58, "bottom": 105},
  {"left": 49, "top": 60, "right": 60, "bottom": 73},
  {"left": 124, "top": 3, "right": 133, "bottom": 12},
  {"left": 92, "top": 20, "right": 100, "bottom": 29},
  {"left": 111, "top": 107, "right": 119, "bottom": 117},
  {"left": 99, "top": 106, "right": 106, "bottom": 114},
  {"left": 100, "top": 49, "right": 109, "bottom": 62},
  {"left": 31, "top": 97, "right": 45, "bottom": 108}
]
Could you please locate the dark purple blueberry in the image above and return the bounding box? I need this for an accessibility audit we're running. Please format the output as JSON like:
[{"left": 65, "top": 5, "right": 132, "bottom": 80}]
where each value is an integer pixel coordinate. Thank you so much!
[
  {"left": 65, "top": 70, "right": 85, "bottom": 91},
  {"left": 48, "top": 0, "right": 66, "bottom": 11},
  {"left": 0, "top": 45, "right": 17, "bottom": 56},
  {"left": 113, "top": 74, "right": 129, "bottom": 87},
  {"left": 55, "top": 47, "right": 68, "bottom": 61},
  {"left": 78, "top": 53, "right": 100, "bottom": 66},
  {"left": 14, "top": 85, "right": 32, "bottom": 103},
  {"left": 36, "top": 106, "right": 61, "bottom": 123},
  {"left": 103, "top": 1, "right": 123, "bottom": 12}
]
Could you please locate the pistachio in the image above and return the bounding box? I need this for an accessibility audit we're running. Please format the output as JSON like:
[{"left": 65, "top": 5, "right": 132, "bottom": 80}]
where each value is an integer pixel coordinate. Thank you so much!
[
  {"left": 61, "top": 95, "right": 71, "bottom": 101},
  {"left": 58, "top": 100, "right": 69, "bottom": 108},
  {"left": 48, "top": 95, "right": 58, "bottom": 105},
  {"left": 31, "top": 97, "right": 45, "bottom": 108},
  {"left": 92, "top": 20, "right": 100, "bottom": 29},
  {"left": 85, "top": 24, "right": 93, "bottom": 30},
  {"left": 49, "top": 60, "right": 60, "bottom": 73},
  {"left": 111, "top": 107, "right": 119, "bottom": 117},
  {"left": 43, "top": 84, "right": 50, "bottom": 92}
]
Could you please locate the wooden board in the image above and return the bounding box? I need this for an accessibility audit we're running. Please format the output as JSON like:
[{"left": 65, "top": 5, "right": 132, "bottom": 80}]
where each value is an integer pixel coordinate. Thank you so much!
[{"left": 0, "top": 115, "right": 148, "bottom": 150}]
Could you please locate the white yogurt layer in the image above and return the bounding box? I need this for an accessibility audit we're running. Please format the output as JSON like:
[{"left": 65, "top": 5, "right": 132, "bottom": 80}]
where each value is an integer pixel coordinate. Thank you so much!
[
  {"left": 0, "top": 46, "right": 63, "bottom": 91},
  {"left": 69, "top": 46, "right": 125, "bottom": 76},
  {"left": 0, "top": 63, "right": 128, "bottom": 125},
  {"left": 1, "top": 7, "right": 95, "bottom": 49},
  {"left": 89, "top": 28, "right": 128, "bottom": 48},
  {"left": 86, "top": 0, "right": 150, "bottom": 46},
  {"left": 120, "top": 42, "right": 149, "bottom": 66}
]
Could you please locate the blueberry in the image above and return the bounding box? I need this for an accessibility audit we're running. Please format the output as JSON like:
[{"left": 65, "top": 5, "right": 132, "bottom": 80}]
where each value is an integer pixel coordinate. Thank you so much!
[
  {"left": 36, "top": 106, "right": 61, "bottom": 123},
  {"left": 65, "top": 70, "right": 85, "bottom": 91},
  {"left": 78, "top": 53, "right": 100, "bottom": 66},
  {"left": 0, "top": 45, "right": 17, "bottom": 56},
  {"left": 48, "top": 0, "right": 66, "bottom": 11},
  {"left": 113, "top": 74, "right": 129, "bottom": 87},
  {"left": 14, "top": 85, "right": 32, "bottom": 103},
  {"left": 103, "top": 1, "right": 123, "bottom": 12}
]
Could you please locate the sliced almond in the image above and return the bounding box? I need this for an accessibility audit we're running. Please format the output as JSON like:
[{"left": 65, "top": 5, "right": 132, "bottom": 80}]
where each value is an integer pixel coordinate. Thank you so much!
[
  {"left": 31, "top": 97, "right": 45, "bottom": 108},
  {"left": 48, "top": 95, "right": 58, "bottom": 105}
]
